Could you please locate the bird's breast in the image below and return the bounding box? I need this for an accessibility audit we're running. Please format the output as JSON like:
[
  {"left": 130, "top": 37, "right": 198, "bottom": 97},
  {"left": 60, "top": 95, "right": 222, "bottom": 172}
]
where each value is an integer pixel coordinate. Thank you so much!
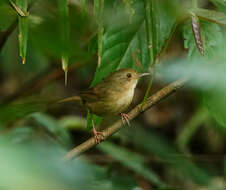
[{"left": 116, "top": 88, "right": 134, "bottom": 107}]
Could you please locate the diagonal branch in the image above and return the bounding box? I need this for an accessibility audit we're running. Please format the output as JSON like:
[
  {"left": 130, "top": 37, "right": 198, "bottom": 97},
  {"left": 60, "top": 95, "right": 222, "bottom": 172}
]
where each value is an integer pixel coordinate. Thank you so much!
[{"left": 64, "top": 78, "right": 187, "bottom": 161}]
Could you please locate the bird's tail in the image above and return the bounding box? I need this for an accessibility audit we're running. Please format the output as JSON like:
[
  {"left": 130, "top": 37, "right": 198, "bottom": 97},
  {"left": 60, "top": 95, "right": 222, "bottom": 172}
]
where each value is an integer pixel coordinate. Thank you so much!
[{"left": 56, "top": 96, "right": 83, "bottom": 105}]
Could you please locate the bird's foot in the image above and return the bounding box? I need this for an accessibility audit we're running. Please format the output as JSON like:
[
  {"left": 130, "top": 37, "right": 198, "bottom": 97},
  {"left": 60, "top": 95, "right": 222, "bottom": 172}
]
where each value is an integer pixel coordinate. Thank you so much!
[
  {"left": 120, "top": 113, "right": 130, "bottom": 126},
  {"left": 93, "top": 127, "right": 104, "bottom": 144}
]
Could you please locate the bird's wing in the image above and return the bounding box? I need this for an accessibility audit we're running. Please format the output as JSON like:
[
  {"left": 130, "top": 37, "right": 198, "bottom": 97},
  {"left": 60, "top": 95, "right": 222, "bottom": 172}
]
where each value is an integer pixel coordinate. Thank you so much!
[
  {"left": 80, "top": 88, "right": 101, "bottom": 102},
  {"left": 80, "top": 81, "right": 110, "bottom": 102}
]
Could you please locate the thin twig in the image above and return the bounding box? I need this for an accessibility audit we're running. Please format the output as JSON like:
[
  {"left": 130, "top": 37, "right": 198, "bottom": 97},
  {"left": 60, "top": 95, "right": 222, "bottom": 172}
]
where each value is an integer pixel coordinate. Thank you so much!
[
  {"left": 64, "top": 78, "right": 187, "bottom": 161},
  {"left": 9, "top": 0, "right": 28, "bottom": 17}
]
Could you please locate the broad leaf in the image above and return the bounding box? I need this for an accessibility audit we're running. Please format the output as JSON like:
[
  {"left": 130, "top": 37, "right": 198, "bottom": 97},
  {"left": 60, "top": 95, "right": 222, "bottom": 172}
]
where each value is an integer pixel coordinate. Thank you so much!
[
  {"left": 210, "top": 0, "right": 226, "bottom": 13},
  {"left": 183, "top": 19, "right": 226, "bottom": 128},
  {"left": 88, "top": 0, "right": 178, "bottom": 129},
  {"left": 91, "top": 0, "right": 148, "bottom": 86}
]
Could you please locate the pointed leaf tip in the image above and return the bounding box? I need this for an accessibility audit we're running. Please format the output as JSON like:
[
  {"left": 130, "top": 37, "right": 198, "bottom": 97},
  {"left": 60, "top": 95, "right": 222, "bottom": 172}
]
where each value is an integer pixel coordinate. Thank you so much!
[
  {"left": 62, "top": 56, "right": 68, "bottom": 86},
  {"left": 22, "top": 58, "right": 26, "bottom": 64}
]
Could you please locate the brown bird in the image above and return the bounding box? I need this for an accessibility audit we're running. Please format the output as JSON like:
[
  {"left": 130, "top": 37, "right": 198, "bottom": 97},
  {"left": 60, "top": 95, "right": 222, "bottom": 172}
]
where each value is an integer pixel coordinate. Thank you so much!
[{"left": 58, "top": 68, "right": 149, "bottom": 143}]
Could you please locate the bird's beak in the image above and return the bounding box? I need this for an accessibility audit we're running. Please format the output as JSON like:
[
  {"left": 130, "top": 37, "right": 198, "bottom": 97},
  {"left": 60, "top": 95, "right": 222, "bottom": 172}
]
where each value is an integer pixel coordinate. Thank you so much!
[{"left": 139, "top": 73, "right": 150, "bottom": 78}]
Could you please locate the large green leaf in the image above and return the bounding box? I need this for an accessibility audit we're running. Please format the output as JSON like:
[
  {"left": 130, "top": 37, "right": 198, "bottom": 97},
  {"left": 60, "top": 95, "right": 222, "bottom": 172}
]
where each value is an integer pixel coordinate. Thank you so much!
[
  {"left": 210, "top": 0, "right": 226, "bottom": 13},
  {"left": 29, "top": 2, "right": 93, "bottom": 61},
  {"left": 87, "top": 0, "right": 149, "bottom": 129},
  {"left": 92, "top": 0, "right": 179, "bottom": 85},
  {"left": 91, "top": 0, "right": 148, "bottom": 86},
  {"left": 0, "top": 138, "right": 113, "bottom": 190},
  {"left": 88, "top": 0, "right": 178, "bottom": 129},
  {"left": 183, "top": 20, "right": 223, "bottom": 60},
  {"left": 183, "top": 18, "right": 226, "bottom": 128}
]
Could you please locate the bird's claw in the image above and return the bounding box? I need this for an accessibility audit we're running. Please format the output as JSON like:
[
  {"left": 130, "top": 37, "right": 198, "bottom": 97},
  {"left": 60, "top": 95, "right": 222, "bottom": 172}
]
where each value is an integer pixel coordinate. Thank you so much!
[
  {"left": 93, "top": 128, "right": 104, "bottom": 144},
  {"left": 120, "top": 113, "right": 130, "bottom": 126}
]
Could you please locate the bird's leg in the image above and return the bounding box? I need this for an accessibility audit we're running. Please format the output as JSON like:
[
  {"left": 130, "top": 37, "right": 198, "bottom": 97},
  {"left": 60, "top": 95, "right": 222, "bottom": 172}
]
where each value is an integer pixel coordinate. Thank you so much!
[
  {"left": 91, "top": 117, "right": 104, "bottom": 144},
  {"left": 120, "top": 113, "right": 130, "bottom": 126}
]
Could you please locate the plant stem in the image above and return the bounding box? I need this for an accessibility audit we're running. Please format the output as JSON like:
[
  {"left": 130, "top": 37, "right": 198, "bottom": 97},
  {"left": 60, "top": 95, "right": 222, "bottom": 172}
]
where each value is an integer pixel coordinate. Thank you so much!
[
  {"left": 176, "top": 107, "right": 209, "bottom": 153},
  {"left": 192, "top": 0, "right": 198, "bottom": 8},
  {"left": 145, "top": 0, "right": 155, "bottom": 64},
  {"left": 94, "top": 0, "right": 104, "bottom": 67},
  {"left": 142, "top": 0, "right": 156, "bottom": 107}
]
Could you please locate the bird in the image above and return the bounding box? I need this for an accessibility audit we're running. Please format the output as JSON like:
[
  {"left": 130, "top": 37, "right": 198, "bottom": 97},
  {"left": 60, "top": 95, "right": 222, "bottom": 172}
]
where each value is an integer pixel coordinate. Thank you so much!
[{"left": 58, "top": 68, "right": 150, "bottom": 143}]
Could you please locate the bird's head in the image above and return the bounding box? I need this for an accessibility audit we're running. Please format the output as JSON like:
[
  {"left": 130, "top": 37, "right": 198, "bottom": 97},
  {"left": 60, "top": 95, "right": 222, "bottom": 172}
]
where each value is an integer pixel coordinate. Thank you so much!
[{"left": 106, "top": 68, "right": 150, "bottom": 90}]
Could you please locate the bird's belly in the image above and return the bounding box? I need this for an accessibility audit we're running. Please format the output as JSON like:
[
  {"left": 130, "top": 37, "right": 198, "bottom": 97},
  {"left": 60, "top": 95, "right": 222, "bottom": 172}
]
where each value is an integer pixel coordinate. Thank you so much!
[{"left": 87, "top": 89, "right": 134, "bottom": 116}]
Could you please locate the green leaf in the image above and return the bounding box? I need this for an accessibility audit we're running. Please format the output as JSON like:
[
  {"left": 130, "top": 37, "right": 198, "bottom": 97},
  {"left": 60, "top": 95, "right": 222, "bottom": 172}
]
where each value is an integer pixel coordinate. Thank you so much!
[
  {"left": 30, "top": 112, "right": 71, "bottom": 146},
  {"left": 0, "top": 1, "right": 17, "bottom": 30},
  {"left": 0, "top": 100, "right": 46, "bottom": 127},
  {"left": 160, "top": 54, "right": 226, "bottom": 130},
  {"left": 0, "top": 138, "right": 111, "bottom": 190},
  {"left": 80, "top": 0, "right": 87, "bottom": 17},
  {"left": 87, "top": 111, "right": 103, "bottom": 130},
  {"left": 92, "top": 0, "right": 148, "bottom": 86},
  {"left": 16, "top": 0, "right": 28, "bottom": 64},
  {"left": 87, "top": 0, "right": 148, "bottom": 129},
  {"left": 183, "top": 18, "right": 226, "bottom": 128},
  {"left": 57, "top": 0, "right": 70, "bottom": 85},
  {"left": 88, "top": 34, "right": 98, "bottom": 54},
  {"left": 18, "top": 16, "right": 28, "bottom": 64},
  {"left": 192, "top": 8, "right": 226, "bottom": 26},
  {"left": 8, "top": 127, "right": 34, "bottom": 143},
  {"left": 183, "top": 20, "right": 223, "bottom": 60},
  {"left": 210, "top": 0, "right": 226, "bottom": 13},
  {"left": 176, "top": 107, "right": 209, "bottom": 152},
  {"left": 99, "top": 141, "right": 167, "bottom": 188},
  {"left": 30, "top": 2, "right": 92, "bottom": 60}
]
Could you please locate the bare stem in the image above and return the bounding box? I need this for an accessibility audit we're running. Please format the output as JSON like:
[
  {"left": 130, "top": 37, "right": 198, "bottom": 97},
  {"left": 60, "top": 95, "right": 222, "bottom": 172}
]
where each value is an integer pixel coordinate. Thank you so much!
[{"left": 192, "top": 0, "right": 198, "bottom": 8}]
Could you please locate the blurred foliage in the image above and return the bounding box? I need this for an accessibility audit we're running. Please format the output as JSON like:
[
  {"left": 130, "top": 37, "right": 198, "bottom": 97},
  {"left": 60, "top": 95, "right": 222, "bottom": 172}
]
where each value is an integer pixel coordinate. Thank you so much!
[
  {"left": 99, "top": 141, "right": 166, "bottom": 188},
  {"left": 0, "top": 0, "right": 226, "bottom": 189},
  {"left": 0, "top": 0, "right": 17, "bottom": 30},
  {"left": 0, "top": 137, "right": 116, "bottom": 190}
]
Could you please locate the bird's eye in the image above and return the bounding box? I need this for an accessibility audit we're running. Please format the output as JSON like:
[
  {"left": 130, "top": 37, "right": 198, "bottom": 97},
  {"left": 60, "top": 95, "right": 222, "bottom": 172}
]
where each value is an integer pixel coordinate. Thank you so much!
[{"left": 127, "top": 73, "right": 132, "bottom": 78}]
